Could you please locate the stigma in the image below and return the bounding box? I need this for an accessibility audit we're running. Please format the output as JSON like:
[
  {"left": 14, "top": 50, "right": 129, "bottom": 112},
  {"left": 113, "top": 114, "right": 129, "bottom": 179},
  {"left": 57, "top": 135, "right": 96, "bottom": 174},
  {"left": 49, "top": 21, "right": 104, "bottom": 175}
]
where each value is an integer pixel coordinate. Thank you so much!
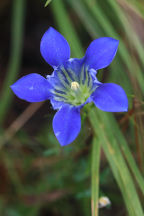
[{"left": 71, "top": 81, "right": 80, "bottom": 91}]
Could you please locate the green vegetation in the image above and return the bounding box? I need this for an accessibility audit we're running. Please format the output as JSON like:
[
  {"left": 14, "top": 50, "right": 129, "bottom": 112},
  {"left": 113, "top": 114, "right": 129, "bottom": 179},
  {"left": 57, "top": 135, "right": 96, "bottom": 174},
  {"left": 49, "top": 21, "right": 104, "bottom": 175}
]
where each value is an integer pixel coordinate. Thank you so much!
[{"left": 0, "top": 0, "right": 143, "bottom": 215}]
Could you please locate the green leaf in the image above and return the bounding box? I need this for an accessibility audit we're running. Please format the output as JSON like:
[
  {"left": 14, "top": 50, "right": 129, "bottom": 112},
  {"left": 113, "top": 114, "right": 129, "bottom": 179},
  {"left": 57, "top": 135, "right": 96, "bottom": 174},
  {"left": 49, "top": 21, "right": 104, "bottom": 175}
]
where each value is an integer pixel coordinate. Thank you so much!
[{"left": 0, "top": 0, "right": 25, "bottom": 125}]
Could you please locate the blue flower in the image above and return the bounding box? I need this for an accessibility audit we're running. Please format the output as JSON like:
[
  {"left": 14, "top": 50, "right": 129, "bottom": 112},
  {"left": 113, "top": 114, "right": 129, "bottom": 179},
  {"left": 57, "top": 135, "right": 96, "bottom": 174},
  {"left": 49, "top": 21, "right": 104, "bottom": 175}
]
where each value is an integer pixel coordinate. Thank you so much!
[{"left": 10, "top": 27, "right": 128, "bottom": 146}]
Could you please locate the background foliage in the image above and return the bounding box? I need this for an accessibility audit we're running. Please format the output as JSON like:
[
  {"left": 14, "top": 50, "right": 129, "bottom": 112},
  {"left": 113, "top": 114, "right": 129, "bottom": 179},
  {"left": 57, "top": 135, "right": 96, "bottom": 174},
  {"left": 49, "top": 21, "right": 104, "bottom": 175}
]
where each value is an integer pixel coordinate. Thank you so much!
[{"left": 0, "top": 0, "right": 144, "bottom": 215}]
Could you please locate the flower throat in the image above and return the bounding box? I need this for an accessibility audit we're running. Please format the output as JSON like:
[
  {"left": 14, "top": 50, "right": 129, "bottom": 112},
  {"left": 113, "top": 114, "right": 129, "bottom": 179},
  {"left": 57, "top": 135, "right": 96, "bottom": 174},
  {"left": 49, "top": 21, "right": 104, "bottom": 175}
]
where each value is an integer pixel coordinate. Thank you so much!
[{"left": 51, "top": 65, "right": 95, "bottom": 106}]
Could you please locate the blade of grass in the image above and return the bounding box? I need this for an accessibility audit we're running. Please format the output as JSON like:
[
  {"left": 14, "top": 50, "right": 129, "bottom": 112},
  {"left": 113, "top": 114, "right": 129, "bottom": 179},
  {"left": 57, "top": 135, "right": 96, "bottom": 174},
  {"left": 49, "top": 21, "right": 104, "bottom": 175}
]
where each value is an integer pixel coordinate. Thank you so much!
[
  {"left": 91, "top": 137, "right": 100, "bottom": 216},
  {"left": 100, "top": 111, "right": 144, "bottom": 194},
  {"left": 44, "top": 0, "right": 52, "bottom": 7},
  {"left": 85, "top": 0, "right": 144, "bottom": 92},
  {"left": 89, "top": 109, "right": 144, "bottom": 216},
  {"left": 108, "top": 0, "right": 144, "bottom": 67},
  {"left": 67, "top": 0, "right": 104, "bottom": 37},
  {"left": 88, "top": 109, "right": 135, "bottom": 216},
  {"left": 70, "top": 0, "right": 144, "bottom": 92},
  {"left": 0, "top": 0, "right": 25, "bottom": 125}
]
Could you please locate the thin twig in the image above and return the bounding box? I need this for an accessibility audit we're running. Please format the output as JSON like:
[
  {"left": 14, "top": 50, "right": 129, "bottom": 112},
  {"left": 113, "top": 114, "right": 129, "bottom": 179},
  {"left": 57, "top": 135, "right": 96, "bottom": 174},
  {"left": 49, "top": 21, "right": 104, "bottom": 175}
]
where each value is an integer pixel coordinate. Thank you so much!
[{"left": 0, "top": 102, "right": 44, "bottom": 148}]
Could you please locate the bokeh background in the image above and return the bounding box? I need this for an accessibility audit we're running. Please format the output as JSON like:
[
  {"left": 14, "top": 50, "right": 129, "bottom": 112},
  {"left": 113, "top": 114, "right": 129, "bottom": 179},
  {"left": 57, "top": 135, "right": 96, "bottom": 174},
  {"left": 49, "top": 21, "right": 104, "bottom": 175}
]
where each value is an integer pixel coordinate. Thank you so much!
[{"left": 0, "top": 0, "right": 144, "bottom": 215}]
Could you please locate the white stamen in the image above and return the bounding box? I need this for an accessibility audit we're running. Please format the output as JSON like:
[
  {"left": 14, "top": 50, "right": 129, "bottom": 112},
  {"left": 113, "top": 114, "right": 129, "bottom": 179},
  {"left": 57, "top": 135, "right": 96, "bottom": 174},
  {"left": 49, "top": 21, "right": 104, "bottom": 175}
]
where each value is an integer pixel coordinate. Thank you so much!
[{"left": 71, "top": 81, "right": 80, "bottom": 91}]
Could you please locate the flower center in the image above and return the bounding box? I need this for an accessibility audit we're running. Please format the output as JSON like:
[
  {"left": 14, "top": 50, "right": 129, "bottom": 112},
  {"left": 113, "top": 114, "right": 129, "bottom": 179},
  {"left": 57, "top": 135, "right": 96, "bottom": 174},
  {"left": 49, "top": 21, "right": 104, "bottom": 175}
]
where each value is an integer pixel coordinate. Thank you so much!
[{"left": 51, "top": 64, "right": 97, "bottom": 106}]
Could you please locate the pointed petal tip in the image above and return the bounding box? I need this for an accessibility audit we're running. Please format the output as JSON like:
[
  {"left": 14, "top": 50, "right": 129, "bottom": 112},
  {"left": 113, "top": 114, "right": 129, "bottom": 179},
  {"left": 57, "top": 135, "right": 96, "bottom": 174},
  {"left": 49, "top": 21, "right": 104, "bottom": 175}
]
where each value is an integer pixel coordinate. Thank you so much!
[
  {"left": 113, "top": 38, "right": 119, "bottom": 48},
  {"left": 112, "top": 38, "right": 119, "bottom": 43},
  {"left": 48, "top": 26, "right": 54, "bottom": 30},
  {"left": 10, "top": 83, "right": 17, "bottom": 93},
  {"left": 10, "top": 84, "right": 13, "bottom": 90},
  {"left": 123, "top": 106, "right": 128, "bottom": 112},
  {"left": 108, "top": 37, "right": 119, "bottom": 44},
  {"left": 44, "top": 26, "right": 57, "bottom": 36},
  {"left": 59, "top": 139, "right": 72, "bottom": 147}
]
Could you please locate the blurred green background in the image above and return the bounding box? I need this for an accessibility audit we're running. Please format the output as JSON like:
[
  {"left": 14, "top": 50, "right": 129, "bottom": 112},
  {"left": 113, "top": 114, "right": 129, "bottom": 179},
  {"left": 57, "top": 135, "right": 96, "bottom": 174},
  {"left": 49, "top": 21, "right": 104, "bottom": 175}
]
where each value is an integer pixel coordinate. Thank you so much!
[{"left": 0, "top": 0, "right": 144, "bottom": 215}]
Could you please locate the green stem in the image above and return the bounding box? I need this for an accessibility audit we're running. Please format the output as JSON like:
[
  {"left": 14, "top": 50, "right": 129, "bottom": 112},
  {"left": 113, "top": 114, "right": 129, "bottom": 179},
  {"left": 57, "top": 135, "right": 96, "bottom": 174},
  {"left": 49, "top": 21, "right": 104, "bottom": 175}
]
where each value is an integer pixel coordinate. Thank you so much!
[
  {"left": 0, "top": 0, "right": 25, "bottom": 125},
  {"left": 91, "top": 137, "right": 101, "bottom": 216}
]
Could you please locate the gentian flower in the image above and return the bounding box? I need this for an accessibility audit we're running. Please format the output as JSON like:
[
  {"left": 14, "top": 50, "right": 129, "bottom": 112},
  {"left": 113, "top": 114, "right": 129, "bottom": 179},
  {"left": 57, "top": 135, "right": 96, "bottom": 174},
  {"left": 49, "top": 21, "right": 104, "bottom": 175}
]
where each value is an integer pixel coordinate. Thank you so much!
[{"left": 10, "top": 27, "right": 128, "bottom": 146}]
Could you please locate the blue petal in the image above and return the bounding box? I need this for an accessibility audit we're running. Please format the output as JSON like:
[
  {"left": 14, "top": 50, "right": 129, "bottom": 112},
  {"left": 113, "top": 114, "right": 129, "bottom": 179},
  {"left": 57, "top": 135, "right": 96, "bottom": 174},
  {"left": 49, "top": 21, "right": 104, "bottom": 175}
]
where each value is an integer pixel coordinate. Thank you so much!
[
  {"left": 10, "top": 73, "right": 51, "bottom": 102},
  {"left": 84, "top": 37, "right": 119, "bottom": 70},
  {"left": 40, "top": 27, "right": 70, "bottom": 67},
  {"left": 91, "top": 83, "right": 128, "bottom": 112},
  {"left": 53, "top": 105, "right": 81, "bottom": 146}
]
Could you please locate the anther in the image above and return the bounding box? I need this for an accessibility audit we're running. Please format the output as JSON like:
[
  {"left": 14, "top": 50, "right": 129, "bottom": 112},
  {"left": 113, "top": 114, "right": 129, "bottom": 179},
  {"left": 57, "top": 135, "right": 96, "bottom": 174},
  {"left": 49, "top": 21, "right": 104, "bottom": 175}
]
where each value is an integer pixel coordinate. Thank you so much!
[{"left": 71, "top": 81, "right": 80, "bottom": 91}]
